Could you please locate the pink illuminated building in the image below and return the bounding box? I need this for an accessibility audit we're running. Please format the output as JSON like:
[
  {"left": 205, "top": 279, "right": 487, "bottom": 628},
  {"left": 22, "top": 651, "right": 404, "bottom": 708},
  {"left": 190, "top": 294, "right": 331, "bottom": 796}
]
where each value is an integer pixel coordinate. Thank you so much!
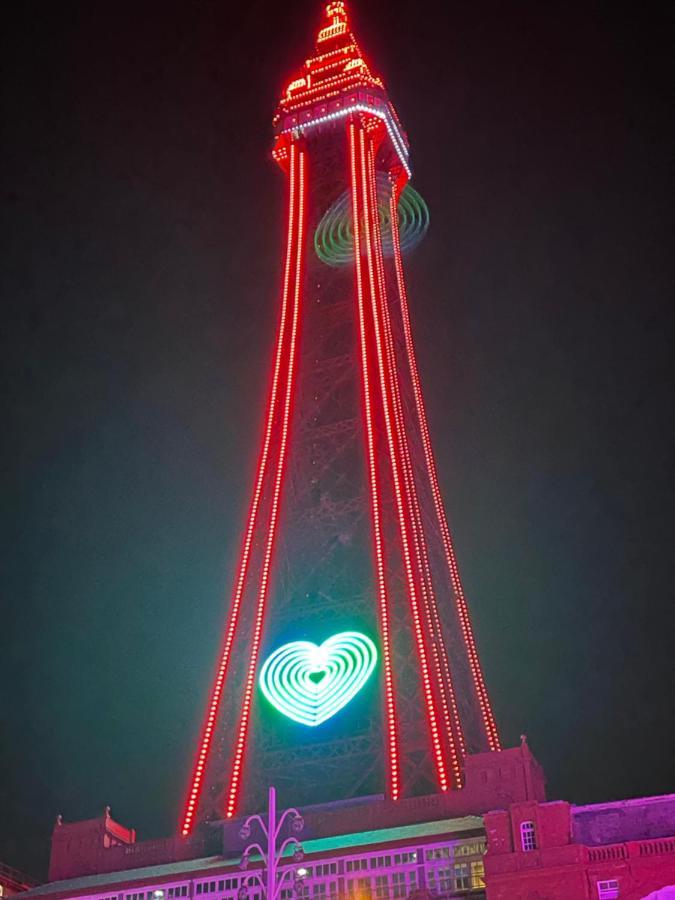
[
  {"left": 30, "top": 745, "right": 543, "bottom": 900},
  {"left": 485, "top": 792, "right": 675, "bottom": 899},
  {"left": 17, "top": 743, "right": 675, "bottom": 900}
]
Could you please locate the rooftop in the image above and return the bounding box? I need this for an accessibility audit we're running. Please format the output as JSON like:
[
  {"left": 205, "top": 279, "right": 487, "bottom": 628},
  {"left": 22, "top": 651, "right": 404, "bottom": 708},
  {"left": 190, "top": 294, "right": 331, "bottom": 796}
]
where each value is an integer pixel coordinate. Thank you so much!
[{"left": 25, "top": 816, "right": 483, "bottom": 899}]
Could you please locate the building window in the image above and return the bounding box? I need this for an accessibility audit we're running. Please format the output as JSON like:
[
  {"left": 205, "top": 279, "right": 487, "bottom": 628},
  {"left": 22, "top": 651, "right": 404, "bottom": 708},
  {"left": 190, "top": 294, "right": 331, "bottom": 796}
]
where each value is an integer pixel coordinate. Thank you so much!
[
  {"left": 314, "top": 864, "right": 337, "bottom": 877},
  {"left": 368, "top": 856, "right": 390, "bottom": 870},
  {"left": 391, "top": 873, "right": 406, "bottom": 899},
  {"left": 346, "top": 859, "right": 368, "bottom": 873},
  {"left": 453, "top": 863, "right": 470, "bottom": 891},
  {"left": 520, "top": 820, "right": 537, "bottom": 852},
  {"left": 374, "top": 876, "right": 389, "bottom": 899},
  {"left": 347, "top": 878, "right": 371, "bottom": 898},
  {"left": 428, "top": 867, "right": 453, "bottom": 893},
  {"left": 471, "top": 860, "right": 485, "bottom": 889},
  {"left": 357, "top": 878, "right": 371, "bottom": 898},
  {"left": 455, "top": 840, "right": 487, "bottom": 857},
  {"left": 597, "top": 881, "right": 619, "bottom": 899},
  {"left": 425, "top": 846, "right": 451, "bottom": 861}
]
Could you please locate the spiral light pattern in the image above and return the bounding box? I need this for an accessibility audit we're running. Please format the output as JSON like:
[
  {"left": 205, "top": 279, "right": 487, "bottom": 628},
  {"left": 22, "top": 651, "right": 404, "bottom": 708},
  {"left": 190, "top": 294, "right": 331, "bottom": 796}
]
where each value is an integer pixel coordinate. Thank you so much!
[
  {"left": 259, "top": 631, "right": 378, "bottom": 726},
  {"left": 315, "top": 173, "right": 429, "bottom": 266}
]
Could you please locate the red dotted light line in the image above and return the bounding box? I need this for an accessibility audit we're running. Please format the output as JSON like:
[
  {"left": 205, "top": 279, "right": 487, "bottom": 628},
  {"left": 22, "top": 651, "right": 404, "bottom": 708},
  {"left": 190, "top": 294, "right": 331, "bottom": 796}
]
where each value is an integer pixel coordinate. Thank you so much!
[
  {"left": 366, "top": 154, "right": 463, "bottom": 785},
  {"left": 348, "top": 120, "right": 400, "bottom": 801},
  {"left": 365, "top": 150, "right": 462, "bottom": 787},
  {"left": 284, "top": 70, "right": 381, "bottom": 112},
  {"left": 388, "top": 189, "right": 501, "bottom": 752},
  {"left": 180, "top": 143, "right": 302, "bottom": 836},
  {"left": 357, "top": 125, "right": 448, "bottom": 792},
  {"left": 375, "top": 186, "right": 466, "bottom": 760},
  {"left": 225, "top": 146, "right": 307, "bottom": 819}
]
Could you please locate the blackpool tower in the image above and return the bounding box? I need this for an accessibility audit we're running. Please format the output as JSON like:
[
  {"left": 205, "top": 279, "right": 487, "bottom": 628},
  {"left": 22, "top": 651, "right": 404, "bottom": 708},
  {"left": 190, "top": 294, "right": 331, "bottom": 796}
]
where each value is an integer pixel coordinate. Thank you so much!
[{"left": 181, "top": 1, "right": 501, "bottom": 835}]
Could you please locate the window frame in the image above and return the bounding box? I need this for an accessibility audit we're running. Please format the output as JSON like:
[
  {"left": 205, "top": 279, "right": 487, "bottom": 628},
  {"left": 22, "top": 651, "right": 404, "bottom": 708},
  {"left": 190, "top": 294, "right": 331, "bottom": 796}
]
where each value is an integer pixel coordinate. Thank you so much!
[{"left": 520, "top": 820, "right": 537, "bottom": 852}]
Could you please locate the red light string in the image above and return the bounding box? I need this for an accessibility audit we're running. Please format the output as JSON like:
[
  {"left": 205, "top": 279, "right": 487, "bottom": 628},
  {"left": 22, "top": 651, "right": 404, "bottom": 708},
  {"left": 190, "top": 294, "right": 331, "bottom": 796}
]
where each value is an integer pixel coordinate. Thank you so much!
[
  {"left": 357, "top": 123, "right": 448, "bottom": 792},
  {"left": 364, "top": 146, "right": 462, "bottom": 786},
  {"left": 388, "top": 189, "right": 501, "bottom": 752},
  {"left": 372, "top": 215, "right": 466, "bottom": 765},
  {"left": 365, "top": 149, "right": 464, "bottom": 784},
  {"left": 348, "top": 120, "right": 400, "bottom": 801},
  {"left": 225, "top": 145, "right": 307, "bottom": 818},
  {"left": 180, "top": 141, "right": 302, "bottom": 836},
  {"left": 284, "top": 70, "right": 382, "bottom": 111}
]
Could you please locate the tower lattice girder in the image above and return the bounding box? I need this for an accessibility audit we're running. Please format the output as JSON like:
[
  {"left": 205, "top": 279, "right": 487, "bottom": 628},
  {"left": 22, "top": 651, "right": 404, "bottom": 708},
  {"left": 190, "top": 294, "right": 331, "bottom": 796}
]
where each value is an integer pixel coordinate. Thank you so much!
[{"left": 181, "top": 1, "right": 500, "bottom": 835}]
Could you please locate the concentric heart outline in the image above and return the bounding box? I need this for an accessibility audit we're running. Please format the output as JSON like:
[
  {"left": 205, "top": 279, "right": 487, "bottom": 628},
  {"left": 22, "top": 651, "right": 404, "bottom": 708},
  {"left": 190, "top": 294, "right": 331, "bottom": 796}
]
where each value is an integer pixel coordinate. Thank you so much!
[{"left": 259, "top": 631, "right": 378, "bottom": 726}]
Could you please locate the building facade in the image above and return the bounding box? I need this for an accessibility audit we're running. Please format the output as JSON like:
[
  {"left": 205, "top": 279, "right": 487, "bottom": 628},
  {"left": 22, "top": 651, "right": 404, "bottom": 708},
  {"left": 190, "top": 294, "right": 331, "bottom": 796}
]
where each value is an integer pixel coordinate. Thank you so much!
[
  {"left": 26, "top": 744, "right": 542, "bottom": 900},
  {"left": 484, "top": 794, "right": 675, "bottom": 899},
  {"left": 28, "top": 819, "right": 488, "bottom": 900},
  {"left": 16, "top": 743, "right": 675, "bottom": 900}
]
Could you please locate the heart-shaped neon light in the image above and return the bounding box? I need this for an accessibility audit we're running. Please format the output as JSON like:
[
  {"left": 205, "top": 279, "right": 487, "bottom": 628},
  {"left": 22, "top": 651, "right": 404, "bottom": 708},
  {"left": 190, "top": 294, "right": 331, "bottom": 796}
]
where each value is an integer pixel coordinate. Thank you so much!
[{"left": 259, "top": 631, "right": 378, "bottom": 726}]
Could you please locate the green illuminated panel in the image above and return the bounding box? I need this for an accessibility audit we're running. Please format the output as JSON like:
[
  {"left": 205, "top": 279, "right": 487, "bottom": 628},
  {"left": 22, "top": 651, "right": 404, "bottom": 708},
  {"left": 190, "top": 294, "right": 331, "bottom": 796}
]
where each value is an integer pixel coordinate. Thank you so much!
[{"left": 259, "top": 631, "right": 377, "bottom": 726}]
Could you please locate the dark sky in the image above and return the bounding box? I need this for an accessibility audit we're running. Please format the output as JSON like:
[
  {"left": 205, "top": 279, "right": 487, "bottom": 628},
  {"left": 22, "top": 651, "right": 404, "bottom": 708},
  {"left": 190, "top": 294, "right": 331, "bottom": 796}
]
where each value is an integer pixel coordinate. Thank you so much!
[{"left": 2, "top": 0, "right": 674, "bottom": 880}]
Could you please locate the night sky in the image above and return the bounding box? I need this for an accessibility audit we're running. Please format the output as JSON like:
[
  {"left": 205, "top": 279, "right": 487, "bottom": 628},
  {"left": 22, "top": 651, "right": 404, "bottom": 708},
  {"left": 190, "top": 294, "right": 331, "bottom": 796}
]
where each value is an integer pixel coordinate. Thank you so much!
[{"left": 2, "top": 0, "right": 674, "bottom": 879}]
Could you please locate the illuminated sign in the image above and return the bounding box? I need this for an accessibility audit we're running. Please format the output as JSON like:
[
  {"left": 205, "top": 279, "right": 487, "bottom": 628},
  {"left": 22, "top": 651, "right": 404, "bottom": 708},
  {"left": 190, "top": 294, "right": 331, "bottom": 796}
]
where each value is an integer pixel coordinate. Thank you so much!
[{"left": 259, "top": 631, "right": 377, "bottom": 726}]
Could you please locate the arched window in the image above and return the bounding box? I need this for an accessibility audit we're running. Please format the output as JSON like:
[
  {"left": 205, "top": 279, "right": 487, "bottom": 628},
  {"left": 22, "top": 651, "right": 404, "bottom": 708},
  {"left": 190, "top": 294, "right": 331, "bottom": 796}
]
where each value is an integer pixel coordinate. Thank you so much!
[{"left": 520, "top": 820, "right": 537, "bottom": 852}]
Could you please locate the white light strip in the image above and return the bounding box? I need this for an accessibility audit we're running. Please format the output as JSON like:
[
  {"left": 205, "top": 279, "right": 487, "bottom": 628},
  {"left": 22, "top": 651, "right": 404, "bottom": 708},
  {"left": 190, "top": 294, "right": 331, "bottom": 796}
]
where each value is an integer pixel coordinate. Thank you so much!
[{"left": 281, "top": 103, "right": 411, "bottom": 176}]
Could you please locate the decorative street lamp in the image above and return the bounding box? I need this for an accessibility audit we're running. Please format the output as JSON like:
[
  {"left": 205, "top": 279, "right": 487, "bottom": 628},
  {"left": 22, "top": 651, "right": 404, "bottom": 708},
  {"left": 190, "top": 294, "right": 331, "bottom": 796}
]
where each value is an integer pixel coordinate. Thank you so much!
[{"left": 238, "top": 786, "right": 305, "bottom": 900}]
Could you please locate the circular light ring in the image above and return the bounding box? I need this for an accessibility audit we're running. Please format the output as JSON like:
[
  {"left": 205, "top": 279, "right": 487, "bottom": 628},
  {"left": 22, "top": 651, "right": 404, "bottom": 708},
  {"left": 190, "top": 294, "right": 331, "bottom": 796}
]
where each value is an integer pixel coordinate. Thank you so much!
[
  {"left": 259, "top": 631, "right": 378, "bottom": 726},
  {"left": 315, "top": 172, "right": 429, "bottom": 267}
]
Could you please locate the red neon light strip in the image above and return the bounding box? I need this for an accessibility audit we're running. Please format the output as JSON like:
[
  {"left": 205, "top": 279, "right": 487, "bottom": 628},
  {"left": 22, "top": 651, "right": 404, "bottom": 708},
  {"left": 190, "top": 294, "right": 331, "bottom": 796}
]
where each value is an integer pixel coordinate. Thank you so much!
[
  {"left": 180, "top": 142, "right": 301, "bottom": 836},
  {"left": 365, "top": 154, "right": 463, "bottom": 781},
  {"left": 368, "top": 162, "right": 465, "bottom": 763},
  {"left": 389, "top": 190, "right": 501, "bottom": 751},
  {"left": 390, "top": 192, "right": 498, "bottom": 751},
  {"left": 225, "top": 146, "right": 306, "bottom": 818},
  {"left": 357, "top": 125, "right": 448, "bottom": 792},
  {"left": 348, "top": 120, "right": 400, "bottom": 801},
  {"left": 365, "top": 149, "right": 462, "bottom": 785}
]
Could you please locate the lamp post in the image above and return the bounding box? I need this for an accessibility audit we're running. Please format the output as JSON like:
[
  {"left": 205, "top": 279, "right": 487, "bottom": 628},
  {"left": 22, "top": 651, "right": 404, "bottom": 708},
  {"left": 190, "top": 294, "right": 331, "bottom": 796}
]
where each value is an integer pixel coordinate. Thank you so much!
[{"left": 238, "top": 786, "right": 305, "bottom": 900}]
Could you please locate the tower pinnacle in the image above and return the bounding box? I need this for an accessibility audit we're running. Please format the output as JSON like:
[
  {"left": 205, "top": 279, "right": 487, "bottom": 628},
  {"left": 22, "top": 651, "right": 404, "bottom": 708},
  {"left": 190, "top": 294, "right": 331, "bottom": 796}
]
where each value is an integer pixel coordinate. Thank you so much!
[{"left": 272, "top": 1, "right": 410, "bottom": 177}]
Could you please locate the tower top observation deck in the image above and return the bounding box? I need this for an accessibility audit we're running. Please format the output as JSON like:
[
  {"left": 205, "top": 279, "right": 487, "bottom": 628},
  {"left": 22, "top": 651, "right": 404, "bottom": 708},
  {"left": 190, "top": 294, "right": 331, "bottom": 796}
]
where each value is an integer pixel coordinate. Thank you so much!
[{"left": 272, "top": 1, "right": 410, "bottom": 176}]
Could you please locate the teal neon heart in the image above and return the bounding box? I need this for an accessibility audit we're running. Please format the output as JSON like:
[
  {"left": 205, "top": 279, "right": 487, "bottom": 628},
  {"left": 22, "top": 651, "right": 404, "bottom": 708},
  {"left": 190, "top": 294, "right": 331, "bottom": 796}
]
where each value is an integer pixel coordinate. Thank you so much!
[{"left": 259, "top": 631, "right": 378, "bottom": 726}]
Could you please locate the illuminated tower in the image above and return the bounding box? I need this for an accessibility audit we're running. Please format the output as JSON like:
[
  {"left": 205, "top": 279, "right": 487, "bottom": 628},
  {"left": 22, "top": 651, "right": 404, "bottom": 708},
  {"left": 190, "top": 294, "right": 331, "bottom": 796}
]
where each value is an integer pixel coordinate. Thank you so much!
[{"left": 181, "top": 1, "right": 501, "bottom": 834}]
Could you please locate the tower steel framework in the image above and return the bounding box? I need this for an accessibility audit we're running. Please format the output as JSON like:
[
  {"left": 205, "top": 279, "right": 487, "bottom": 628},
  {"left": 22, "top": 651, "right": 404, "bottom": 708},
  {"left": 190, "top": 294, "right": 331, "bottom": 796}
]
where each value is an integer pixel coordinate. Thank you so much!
[{"left": 181, "top": 1, "right": 500, "bottom": 835}]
